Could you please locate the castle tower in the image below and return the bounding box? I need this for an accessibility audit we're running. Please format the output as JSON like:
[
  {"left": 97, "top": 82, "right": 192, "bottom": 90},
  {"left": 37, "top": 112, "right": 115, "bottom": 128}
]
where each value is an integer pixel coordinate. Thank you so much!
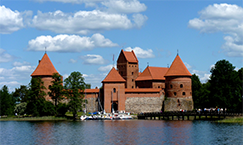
[
  {"left": 102, "top": 67, "right": 126, "bottom": 113},
  {"left": 117, "top": 50, "right": 139, "bottom": 88},
  {"left": 31, "top": 53, "right": 59, "bottom": 101},
  {"left": 164, "top": 54, "right": 193, "bottom": 111}
]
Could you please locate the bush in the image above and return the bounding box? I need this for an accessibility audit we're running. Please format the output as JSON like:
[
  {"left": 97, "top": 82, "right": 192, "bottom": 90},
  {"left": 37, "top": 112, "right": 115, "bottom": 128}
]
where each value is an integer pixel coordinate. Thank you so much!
[{"left": 57, "top": 103, "right": 69, "bottom": 116}]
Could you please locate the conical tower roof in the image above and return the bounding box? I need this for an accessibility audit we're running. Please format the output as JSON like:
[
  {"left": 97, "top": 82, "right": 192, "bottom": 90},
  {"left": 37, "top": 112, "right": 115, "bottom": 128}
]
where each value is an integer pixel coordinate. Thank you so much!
[
  {"left": 136, "top": 66, "right": 169, "bottom": 81},
  {"left": 102, "top": 67, "right": 126, "bottom": 83},
  {"left": 31, "top": 53, "right": 58, "bottom": 76},
  {"left": 165, "top": 55, "right": 191, "bottom": 77}
]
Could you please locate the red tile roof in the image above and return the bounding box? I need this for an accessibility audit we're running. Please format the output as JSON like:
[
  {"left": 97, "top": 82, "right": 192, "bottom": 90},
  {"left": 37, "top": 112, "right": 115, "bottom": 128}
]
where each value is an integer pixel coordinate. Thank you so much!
[
  {"left": 136, "top": 66, "right": 169, "bottom": 81},
  {"left": 102, "top": 67, "right": 126, "bottom": 83},
  {"left": 165, "top": 55, "right": 192, "bottom": 77},
  {"left": 31, "top": 53, "right": 58, "bottom": 76},
  {"left": 125, "top": 88, "right": 161, "bottom": 93},
  {"left": 84, "top": 89, "right": 99, "bottom": 93},
  {"left": 122, "top": 50, "right": 138, "bottom": 63}
]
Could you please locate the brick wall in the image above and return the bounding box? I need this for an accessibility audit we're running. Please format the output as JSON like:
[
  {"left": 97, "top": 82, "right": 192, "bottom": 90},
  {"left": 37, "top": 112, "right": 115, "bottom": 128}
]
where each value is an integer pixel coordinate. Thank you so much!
[{"left": 165, "top": 76, "right": 192, "bottom": 98}]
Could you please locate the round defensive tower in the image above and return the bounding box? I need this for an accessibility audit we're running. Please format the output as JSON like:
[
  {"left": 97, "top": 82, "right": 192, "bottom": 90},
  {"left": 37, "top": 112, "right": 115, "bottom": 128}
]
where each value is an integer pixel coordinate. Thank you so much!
[
  {"left": 164, "top": 54, "right": 193, "bottom": 111},
  {"left": 31, "top": 53, "right": 59, "bottom": 101}
]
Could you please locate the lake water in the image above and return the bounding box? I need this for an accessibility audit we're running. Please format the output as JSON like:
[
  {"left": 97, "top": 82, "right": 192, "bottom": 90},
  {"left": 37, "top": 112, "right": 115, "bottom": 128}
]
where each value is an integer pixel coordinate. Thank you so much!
[{"left": 0, "top": 120, "right": 242, "bottom": 145}]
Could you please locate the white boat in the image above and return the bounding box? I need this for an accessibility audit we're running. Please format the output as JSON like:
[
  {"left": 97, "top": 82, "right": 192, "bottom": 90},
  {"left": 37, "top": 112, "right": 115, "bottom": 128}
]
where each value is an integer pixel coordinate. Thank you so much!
[
  {"left": 119, "top": 114, "right": 133, "bottom": 120},
  {"left": 80, "top": 115, "right": 87, "bottom": 121}
]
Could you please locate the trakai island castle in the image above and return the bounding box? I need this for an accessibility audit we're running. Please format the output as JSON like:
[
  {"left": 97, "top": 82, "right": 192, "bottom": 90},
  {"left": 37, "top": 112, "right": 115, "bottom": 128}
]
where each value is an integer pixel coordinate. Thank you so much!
[{"left": 31, "top": 50, "right": 194, "bottom": 113}]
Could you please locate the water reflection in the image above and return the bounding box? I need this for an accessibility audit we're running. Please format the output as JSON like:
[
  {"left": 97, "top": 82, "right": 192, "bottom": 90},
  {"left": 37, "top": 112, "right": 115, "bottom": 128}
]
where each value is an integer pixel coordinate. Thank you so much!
[{"left": 0, "top": 120, "right": 242, "bottom": 145}]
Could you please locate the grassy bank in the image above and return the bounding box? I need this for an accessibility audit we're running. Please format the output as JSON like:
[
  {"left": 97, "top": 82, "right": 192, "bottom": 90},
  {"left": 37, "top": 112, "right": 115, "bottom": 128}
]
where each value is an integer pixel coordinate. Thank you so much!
[
  {"left": 0, "top": 112, "right": 87, "bottom": 121},
  {"left": 0, "top": 116, "right": 68, "bottom": 121},
  {"left": 216, "top": 117, "right": 243, "bottom": 123}
]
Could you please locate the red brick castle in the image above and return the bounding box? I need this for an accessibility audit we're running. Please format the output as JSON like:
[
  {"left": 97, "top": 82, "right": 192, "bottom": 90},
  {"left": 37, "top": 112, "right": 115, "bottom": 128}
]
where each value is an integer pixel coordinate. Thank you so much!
[{"left": 31, "top": 50, "right": 194, "bottom": 113}]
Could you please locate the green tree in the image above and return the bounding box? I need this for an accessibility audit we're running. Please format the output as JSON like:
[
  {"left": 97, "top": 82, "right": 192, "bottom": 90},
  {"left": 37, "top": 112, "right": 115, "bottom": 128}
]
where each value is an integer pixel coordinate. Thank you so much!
[
  {"left": 199, "top": 82, "right": 211, "bottom": 108},
  {"left": 0, "top": 85, "right": 15, "bottom": 116},
  {"left": 49, "top": 73, "right": 64, "bottom": 108},
  {"left": 26, "top": 77, "right": 46, "bottom": 116},
  {"left": 191, "top": 74, "right": 202, "bottom": 108},
  {"left": 64, "top": 71, "right": 86, "bottom": 120},
  {"left": 209, "top": 60, "right": 242, "bottom": 110},
  {"left": 13, "top": 85, "right": 29, "bottom": 103},
  {"left": 14, "top": 102, "right": 27, "bottom": 115}
]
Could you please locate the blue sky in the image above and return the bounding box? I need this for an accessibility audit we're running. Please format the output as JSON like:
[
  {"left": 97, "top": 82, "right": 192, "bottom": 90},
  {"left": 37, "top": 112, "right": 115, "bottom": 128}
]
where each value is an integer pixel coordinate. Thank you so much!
[{"left": 0, "top": 0, "right": 242, "bottom": 92}]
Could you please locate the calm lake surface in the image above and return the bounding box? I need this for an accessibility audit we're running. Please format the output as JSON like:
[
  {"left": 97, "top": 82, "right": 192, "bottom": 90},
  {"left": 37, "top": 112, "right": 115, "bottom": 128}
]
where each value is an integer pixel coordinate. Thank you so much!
[{"left": 0, "top": 120, "right": 242, "bottom": 145}]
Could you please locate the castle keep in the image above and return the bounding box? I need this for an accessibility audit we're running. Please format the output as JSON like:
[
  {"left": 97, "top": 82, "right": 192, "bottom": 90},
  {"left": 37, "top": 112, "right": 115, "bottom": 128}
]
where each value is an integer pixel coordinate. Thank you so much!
[{"left": 31, "top": 50, "right": 193, "bottom": 113}]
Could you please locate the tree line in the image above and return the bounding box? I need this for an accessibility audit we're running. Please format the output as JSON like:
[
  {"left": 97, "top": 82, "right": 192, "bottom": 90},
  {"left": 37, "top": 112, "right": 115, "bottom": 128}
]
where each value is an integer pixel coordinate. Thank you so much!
[
  {"left": 0, "top": 71, "right": 90, "bottom": 120},
  {"left": 192, "top": 59, "right": 242, "bottom": 112}
]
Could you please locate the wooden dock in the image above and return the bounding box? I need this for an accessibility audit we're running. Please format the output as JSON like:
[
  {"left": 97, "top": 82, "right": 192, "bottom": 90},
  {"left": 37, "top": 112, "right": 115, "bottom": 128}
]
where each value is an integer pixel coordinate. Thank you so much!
[{"left": 137, "top": 111, "right": 243, "bottom": 120}]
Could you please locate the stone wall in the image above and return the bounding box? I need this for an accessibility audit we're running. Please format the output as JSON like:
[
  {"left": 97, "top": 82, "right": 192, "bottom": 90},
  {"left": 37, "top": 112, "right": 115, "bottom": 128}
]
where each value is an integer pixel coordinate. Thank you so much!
[
  {"left": 125, "top": 95, "right": 164, "bottom": 113},
  {"left": 164, "top": 97, "right": 193, "bottom": 111},
  {"left": 85, "top": 97, "right": 98, "bottom": 113}
]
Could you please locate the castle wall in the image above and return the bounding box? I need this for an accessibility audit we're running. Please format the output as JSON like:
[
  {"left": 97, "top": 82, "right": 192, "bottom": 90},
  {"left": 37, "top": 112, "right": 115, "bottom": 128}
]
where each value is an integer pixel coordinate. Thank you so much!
[
  {"left": 125, "top": 93, "right": 164, "bottom": 113},
  {"left": 164, "top": 97, "right": 193, "bottom": 111}
]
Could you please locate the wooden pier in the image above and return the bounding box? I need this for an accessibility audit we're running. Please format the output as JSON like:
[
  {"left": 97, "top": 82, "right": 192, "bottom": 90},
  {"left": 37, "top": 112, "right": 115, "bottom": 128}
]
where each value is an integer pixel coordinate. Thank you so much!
[{"left": 137, "top": 111, "right": 243, "bottom": 120}]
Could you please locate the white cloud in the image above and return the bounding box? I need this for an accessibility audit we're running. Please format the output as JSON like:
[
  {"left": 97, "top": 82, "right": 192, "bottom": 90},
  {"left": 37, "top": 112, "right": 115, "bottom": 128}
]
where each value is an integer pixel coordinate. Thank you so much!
[
  {"left": 192, "top": 69, "right": 211, "bottom": 83},
  {"left": 0, "top": 5, "right": 32, "bottom": 34},
  {"left": 0, "top": 5, "right": 24, "bottom": 34},
  {"left": 188, "top": 3, "right": 243, "bottom": 57},
  {"left": 102, "top": 0, "right": 147, "bottom": 13},
  {"left": 82, "top": 73, "right": 106, "bottom": 88},
  {"left": 80, "top": 54, "right": 107, "bottom": 65},
  {"left": 35, "top": 0, "right": 147, "bottom": 14},
  {"left": 12, "top": 61, "right": 30, "bottom": 66},
  {"left": 0, "top": 81, "right": 20, "bottom": 86},
  {"left": 132, "top": 14, "right": 148, "bottom": 28},
  {"left": 31, "top": 9, "right": 146, "bottom": 34},
  {"left": 27, "top": 33, "right": 118, "bottom": 52},
  {"left": 0, "top": 61, "right": 35, "bottom": 92},
  {"left": 0, "top": 48, "right": 15, "bottom": 63},
  {"left": 125, "top": 47, "right": 155, "bottom": 58},
  {"left": 98, "top": 64, "right": 115, "bottom": 72},
  {"left": 69, "top": 59, "right": 77, "bottom": 63},
  {"left": 184, "top": 62, "right": 193, "bottom": 70},
  {"left": 34, "top": 0, "right": 102, "bottom": 5},
  {"left": 0, "top": 63, "right": 35, "bottom": 80}
]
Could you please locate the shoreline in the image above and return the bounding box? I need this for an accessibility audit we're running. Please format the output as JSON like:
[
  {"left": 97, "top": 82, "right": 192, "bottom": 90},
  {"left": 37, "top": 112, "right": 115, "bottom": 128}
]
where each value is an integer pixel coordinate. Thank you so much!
[{"left": 1, "top": 116, "right": 242, "bottom": 123}]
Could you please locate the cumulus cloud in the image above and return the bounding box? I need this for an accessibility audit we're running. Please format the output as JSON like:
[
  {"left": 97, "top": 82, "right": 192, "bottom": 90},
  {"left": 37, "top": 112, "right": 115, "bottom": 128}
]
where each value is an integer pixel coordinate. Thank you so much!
[
  {"left": 27, "top": 33, "right": 118, "bottom": 52},
  {"left": 0, "top": 48, "right": 15, "bottom": 63},
  {"left": 0, "top": 62, "right": 35, "bottom": 80},
  {"left": 98, "top": 64, "right": 116, "bottom": 72},
  {"left": 0, "top": 5, "right": 24, "bottom": 34},
  {"left": 0, "top": 61, "right": 36, "bottom": 91},
  {"left": 80, "top": 54, "right": 107, "bottom": 65},
  {"left": 188, "top": 3, "right": 243, "bottom": 57},
  {"left": 0, "top": 5, "right": 32, "bottom": 34},
  {"left": 125, "top": 47, "right": 155, "bottom": 58},
  {"left": 31, "top": 9, "right": 147, "bottom": 34},
  {"left": 102, "top": 0, "right": 147, "bottom": 13}
]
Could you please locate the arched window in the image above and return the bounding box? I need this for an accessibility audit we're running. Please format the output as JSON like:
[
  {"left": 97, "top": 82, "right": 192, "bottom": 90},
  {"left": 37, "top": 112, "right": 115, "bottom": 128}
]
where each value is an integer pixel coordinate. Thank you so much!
[
  {"left": 174, "top": 92, "right": 177, "bottom": 96},
  {"left": 182, "top": 92, "right": 186, "bottom": 95},
  {"left": 180, "top": 84, "right": 183, "bottom": 88},
  {"left": 132, "top": 72, "right": 134, "bottom": 75},
  {"left": 113, "top": 88, "right": 116, "bottom": 93},
  {"left": 170, "top": 85, "right": 173, "bottom": 88}
]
